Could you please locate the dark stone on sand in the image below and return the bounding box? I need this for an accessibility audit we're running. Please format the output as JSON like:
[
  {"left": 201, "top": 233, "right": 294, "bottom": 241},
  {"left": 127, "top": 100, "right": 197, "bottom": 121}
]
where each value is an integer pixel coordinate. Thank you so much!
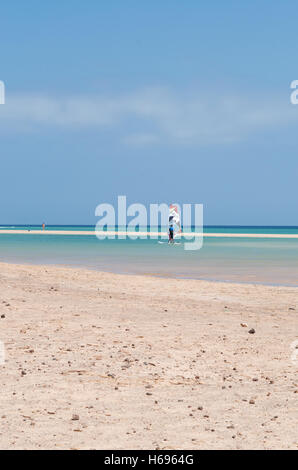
[{"left": 248, "top": 328, "right": 255, "bottom": 334}]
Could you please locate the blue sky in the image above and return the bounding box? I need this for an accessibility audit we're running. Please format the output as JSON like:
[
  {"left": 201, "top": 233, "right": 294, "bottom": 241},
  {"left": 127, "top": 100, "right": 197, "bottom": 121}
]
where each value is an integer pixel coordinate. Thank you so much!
[{"left": 0, "top": 0, "right": 297, "bottom": 225}]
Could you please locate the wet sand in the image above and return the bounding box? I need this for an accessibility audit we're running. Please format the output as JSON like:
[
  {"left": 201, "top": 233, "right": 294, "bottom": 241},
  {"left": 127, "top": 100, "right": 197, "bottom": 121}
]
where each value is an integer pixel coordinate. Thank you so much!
[{"left": 0, "top": 262, "right": 297, "bottom": 449}]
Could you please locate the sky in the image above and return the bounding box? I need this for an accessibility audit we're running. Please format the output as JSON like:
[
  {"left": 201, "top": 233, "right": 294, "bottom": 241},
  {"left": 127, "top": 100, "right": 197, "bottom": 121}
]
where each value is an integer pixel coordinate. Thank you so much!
[{"left": 0, "top": 0, "right": 297, "bottom": 225}]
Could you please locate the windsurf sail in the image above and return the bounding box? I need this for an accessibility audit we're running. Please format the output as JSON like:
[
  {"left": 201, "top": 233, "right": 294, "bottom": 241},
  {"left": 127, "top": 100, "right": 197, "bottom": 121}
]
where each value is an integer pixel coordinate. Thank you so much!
[{"left": 168, "top": 204, "right": 181, "bottom": 239}]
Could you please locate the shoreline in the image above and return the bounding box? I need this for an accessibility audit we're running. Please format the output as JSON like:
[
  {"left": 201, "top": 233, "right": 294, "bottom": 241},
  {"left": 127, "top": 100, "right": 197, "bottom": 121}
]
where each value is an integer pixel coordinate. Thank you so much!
[
  {"left": 1, "top": 229, "right": 298, "bottom": 239},
  {"left": 0, "top": 261, "right": 297, "bottom": 449},
  {"left": 1, "top": 259, "right": 298, "bottom": 289}
]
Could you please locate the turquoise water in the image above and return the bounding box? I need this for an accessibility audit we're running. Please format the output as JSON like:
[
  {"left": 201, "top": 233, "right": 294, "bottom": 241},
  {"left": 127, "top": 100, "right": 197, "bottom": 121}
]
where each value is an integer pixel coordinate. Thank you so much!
[{"left": 0, "top": 226, "right": 297, "bottom": 286}]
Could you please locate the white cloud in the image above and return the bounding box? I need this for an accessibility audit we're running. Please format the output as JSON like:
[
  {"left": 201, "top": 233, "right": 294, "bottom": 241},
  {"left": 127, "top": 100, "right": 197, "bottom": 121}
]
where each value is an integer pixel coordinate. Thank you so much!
[
  {"left": 123, "top": 132, "right": 160, "bottom": 146},
  {"left": 0, "top": 87, "right": 296, "bottom": 145}
]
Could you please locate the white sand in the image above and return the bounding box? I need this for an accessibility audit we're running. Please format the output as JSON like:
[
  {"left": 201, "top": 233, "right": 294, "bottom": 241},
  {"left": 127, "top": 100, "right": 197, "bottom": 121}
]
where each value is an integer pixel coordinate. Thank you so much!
[
  {"left": 0, "top": 262, "right": 297, "bottom": 449},
  {"left": 0, "top": 230, "right": 298, "bottom": 238}
]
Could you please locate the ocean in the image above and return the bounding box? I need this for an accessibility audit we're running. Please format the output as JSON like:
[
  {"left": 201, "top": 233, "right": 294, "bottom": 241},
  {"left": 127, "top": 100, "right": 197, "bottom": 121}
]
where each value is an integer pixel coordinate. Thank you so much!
[{"left": 0, "top": 225, "right": 298, "bottom": 286}]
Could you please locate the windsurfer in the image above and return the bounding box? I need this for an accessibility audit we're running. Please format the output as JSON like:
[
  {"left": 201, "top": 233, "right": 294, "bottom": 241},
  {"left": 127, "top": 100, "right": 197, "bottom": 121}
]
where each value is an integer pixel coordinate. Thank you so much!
[{"left": 168, "top": 224, "right": 174, "bottom": 243}]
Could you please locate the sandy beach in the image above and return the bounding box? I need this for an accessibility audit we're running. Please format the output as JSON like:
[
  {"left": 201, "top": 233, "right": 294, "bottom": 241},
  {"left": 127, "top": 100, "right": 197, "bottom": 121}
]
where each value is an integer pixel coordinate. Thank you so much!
[
  {"left": 1, "top": 230, "right": 298, "bottom": 238},
  {"left": 0, "top": 262, "right": 297, "bottom": 450}
]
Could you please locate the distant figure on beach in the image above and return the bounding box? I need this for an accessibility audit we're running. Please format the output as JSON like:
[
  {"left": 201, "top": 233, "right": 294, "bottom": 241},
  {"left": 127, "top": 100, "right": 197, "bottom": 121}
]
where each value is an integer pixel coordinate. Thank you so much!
[{"left": 42, "top": 223, "right": 45, "bottom": 231}]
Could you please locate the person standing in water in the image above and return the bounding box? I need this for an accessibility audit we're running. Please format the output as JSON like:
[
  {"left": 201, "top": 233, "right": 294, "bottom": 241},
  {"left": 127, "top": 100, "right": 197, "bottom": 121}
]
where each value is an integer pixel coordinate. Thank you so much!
[
  {"left": 168, "top": 224, "right": 174, "bottom": 243},
  {"left": 42, "top": 223, "right": 45, "bottom": 231}
]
